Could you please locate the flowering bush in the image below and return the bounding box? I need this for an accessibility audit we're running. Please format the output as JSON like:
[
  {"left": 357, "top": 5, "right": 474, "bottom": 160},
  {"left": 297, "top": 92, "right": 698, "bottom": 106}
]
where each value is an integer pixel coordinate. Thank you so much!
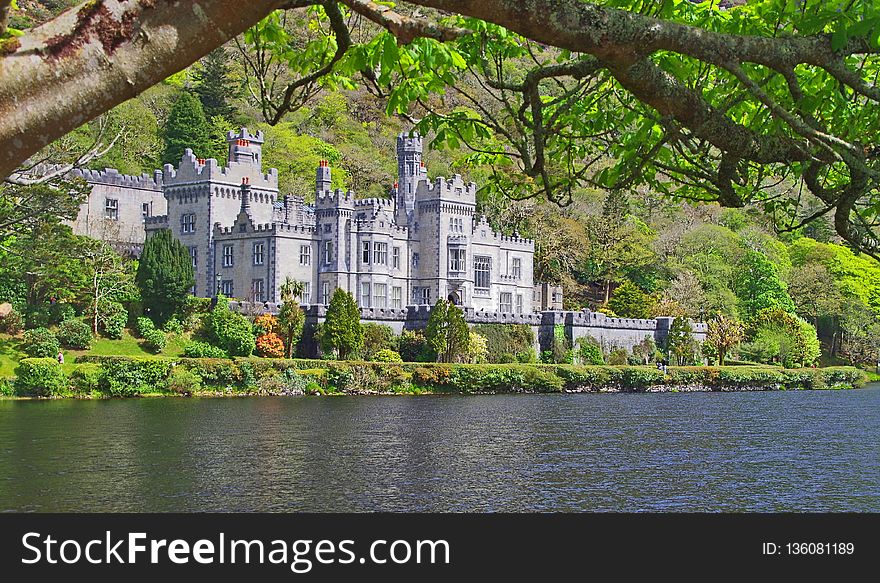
[
  {"left": 254, "top": 313, "right": 279, "bottom": 335},
  {"left": 256, "top": 332, "right": 285, "bottom": 358}
]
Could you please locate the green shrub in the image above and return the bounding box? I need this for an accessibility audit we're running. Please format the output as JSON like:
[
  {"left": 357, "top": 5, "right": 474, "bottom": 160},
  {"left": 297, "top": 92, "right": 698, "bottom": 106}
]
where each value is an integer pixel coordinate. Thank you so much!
[
  {"left": 360, "top": 323, "right": 397, "bottom": 360},
  {"left": 716, "top": 366, "right": 784, "bottom": 388},
  {"left": 163, "top": 317, "right": 184, "bottom": 334},
  {"left": 607, "top": 348, "right": 629, "bottom": 365},
  {"left": 0, "top": 377, "right": 15, "bottom": 396},
  {"left": 50, "top": 303, "right": 77, "bottom": 325},
  {"left": 166, "top": 367, "right": 202, "bottom": 395},
  {"left": 136, "top": 317, "right": 156, "bottom": 338},
  {"left": 618, "top": 366, "right": 665, "bottom": 389},
  {"left": 179, "top": 358, "right": 240, "bottom": 389},
  {"left": 56, "top": 319, "right": 92, "bottom": 350},
  {"left": 471, "top": 324, "right": 535, "bottom": 363},
  {"left": 373, "top": 348, "right": 403, "bottom": 363},
  {"left": 183, "top": 341, "right": 229, "bottom": 359},
  {"left": 98, "top": 357, "right": 173, "bottom": 396},
  {"left": 142, "top": 328, "right": 167, "bottom": 353},
  {"left": 576, "top": 337, "right": 604, "bottom": 365},
  {"left": 98, "top": 302, "right": 127, "bottom": 339},
  {"left": 818, "top": 366, "right": 867, "bottom": 389},
  {"left": 516, "top": 348, "right": 538, "bottom": 363},
  {"left": 398, "top": 330, "right": 428, "bottom": 362},
  {"left": 69, "top": 364, "right": 102, "bottom": 395},
  {"left": 555, "top": 365, "right": 614, "bottom": 391},
  {"left": 207, "top": 303, "right": 256, "bottom": 357},
  {"left": 666, "top": 367, "right": 718, "bottom": 386},
  {"left": 22, "top": 327, "right": 60, "bottom": 358},
  {"left": 14, "top": 358, "right": 67, "bottom": 397}
]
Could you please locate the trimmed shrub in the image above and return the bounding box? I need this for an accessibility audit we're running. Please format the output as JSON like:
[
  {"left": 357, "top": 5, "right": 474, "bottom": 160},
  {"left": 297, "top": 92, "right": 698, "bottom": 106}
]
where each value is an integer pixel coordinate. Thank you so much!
[
  {"left": 142, "top": 329, "right": 167, "bottom": 353},
  {"left": 818, "top": 366, "right": 868, "bottom": 389},
  {"left": 666, "top": 367, "right": 719, "bottom": 386},
  {"left": 716, "top": 366, "right": 785, "bottom": 388},
  {"left": 555, "top": 365, "right": 614, "bottom": 391},
  {"left": 14, "top": 358, "right": 67, "bottom": 397},
  {"left": 56, "top": 319, "right": 93, "bottom": 350},
  {"left": 618, "top": 366, "right": 665, "bottom": 390},
  {"left": 98, "top": 357, "right": 173, "bottom": 396},
  {"left": 373, "top": 349, "right": 403, "bottom": 363},
  {"left": 136, "top": 317, "right": 156, "bottom": 338},
  {"left": 69, "top": 365, "right": 102, "bottom": 395},
  {"left": 22, "top": 327, "right": 60, "bottom": 358},
  {"left": 183, "top": 341, "right": 229, "bottom": 359}
]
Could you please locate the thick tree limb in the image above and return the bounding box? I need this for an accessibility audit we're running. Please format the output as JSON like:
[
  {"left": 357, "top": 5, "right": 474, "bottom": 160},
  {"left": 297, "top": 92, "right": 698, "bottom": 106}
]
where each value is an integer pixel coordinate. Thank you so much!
[
  {"left": 341, "top": 0, "right": 467, "bottom": 44},
  {"left": 0, "top": 0, "right": 295, "bottom": 179}
]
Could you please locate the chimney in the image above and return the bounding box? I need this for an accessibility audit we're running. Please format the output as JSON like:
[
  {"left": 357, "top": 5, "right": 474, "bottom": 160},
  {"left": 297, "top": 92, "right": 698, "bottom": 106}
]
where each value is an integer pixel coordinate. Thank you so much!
[
  {"left": 316, "top": 159, "right": 331, "bottom": 194},
  {"left": 240, "top": 177, "right": 251, "bottom": 215}
]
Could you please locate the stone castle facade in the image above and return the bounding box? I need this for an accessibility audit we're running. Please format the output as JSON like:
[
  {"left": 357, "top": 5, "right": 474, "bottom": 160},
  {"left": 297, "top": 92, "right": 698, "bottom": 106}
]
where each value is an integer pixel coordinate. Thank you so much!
[{"left": 66, "top": 128, "right": 705, "bottom": 353}]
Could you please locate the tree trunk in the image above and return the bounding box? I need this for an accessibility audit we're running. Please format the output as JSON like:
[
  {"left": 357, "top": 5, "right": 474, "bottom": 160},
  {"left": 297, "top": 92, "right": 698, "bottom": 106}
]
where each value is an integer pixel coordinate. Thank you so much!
[{"left": 0, "top": 0, "right": 291, "bottom": 178}]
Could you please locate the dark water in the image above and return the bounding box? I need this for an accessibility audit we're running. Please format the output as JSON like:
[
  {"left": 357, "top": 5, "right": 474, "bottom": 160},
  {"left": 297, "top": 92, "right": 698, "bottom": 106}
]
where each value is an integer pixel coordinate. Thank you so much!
[{"left": 1, "top": 385, "right": 878, "bottom": 512}]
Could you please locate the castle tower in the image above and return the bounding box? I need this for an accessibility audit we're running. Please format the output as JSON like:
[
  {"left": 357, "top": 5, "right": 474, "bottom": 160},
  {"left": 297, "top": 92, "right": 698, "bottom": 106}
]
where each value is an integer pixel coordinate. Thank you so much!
[
  {"left": 396, "top": 131, "right": 427, "bottom": 223},
  {"left": 227, "top": 128, "right": 264, "bottom": 167}
]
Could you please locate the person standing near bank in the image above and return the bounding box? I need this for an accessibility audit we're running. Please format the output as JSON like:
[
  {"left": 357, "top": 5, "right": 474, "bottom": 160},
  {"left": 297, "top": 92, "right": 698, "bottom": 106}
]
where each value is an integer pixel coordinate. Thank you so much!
[{"left": 57, "top": 351, "right": 64, "bottom": 365}]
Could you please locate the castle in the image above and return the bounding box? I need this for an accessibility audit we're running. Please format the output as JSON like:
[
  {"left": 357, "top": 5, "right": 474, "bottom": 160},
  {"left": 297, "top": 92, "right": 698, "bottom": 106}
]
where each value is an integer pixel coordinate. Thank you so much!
[{"left": 66, "top": 128, "right": 705, "bottom": 353}]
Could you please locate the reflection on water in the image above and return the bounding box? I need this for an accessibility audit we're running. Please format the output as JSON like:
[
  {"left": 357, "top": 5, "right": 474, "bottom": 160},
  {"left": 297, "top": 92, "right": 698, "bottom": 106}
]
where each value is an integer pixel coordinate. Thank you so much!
[{"left": 1, "top": 385, "right": 878, "bottom": 512}]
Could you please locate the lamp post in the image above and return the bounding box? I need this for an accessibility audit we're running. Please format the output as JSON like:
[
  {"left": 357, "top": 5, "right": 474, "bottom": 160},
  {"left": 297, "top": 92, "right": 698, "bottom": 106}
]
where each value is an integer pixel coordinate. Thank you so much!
[{"left": 216, "top": 272, "right": 222, "bottom": 298}]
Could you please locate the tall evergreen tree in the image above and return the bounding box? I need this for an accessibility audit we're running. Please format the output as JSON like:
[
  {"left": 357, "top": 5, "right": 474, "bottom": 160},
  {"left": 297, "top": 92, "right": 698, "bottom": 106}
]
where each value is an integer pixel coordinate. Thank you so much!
[
  {"left": 192, "top": 48, "right": 236, "bottom": 121},
  {"left": 425, "top": 299, "right": 470, "bottom": 363},
  {"left": 278, "top": 277, "right": 305, "bottom": 358},
  {"left": 162, "top": 91, "right": 216, "bottom": 166},
  {"left": 321, "top": 288, "right": 362, "bottom": 359},
  {"left": 135, "top": 229, "right": 195, "bottom": 324}
]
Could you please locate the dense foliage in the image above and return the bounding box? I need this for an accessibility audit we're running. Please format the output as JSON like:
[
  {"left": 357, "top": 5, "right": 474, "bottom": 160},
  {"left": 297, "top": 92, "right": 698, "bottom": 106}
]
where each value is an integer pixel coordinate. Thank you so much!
[
  {"left": 135, "top": 229, "right": 196, "bottom": 324},
  {"left": 321, "top": 289, "right": 363, "bottom": 359}
]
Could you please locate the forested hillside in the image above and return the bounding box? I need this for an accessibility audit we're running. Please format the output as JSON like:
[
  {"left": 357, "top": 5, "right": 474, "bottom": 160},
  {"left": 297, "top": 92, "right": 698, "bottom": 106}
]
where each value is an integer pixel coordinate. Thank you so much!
[{"left": 2, "top": 2, "right": 880, "bottom": 367}]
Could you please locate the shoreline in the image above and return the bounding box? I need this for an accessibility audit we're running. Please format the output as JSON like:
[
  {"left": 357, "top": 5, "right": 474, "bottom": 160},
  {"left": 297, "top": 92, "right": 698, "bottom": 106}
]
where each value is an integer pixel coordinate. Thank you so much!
[{"left": 2, "top": 355, "right": 869, "bottom": 400}]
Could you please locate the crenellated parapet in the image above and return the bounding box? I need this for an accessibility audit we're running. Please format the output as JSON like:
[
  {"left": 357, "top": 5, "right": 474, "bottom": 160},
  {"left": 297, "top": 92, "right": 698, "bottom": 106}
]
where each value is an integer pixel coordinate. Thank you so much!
[
  {"left": 162, "top": 149, "right": 278, "bottom": 189},
  {"left": 68, "top": 167, "right": 164, "bottom": 191},
  {"left": 315, "top": 188, "right": 356, "bottom": 210}
]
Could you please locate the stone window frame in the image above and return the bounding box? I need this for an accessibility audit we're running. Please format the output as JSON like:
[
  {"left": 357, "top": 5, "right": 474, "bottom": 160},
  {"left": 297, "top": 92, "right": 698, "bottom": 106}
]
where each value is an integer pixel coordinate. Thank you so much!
[
  {"left": 362, "top": 241, "right": 371, "bottom": 265},
  {"left": 392, "top": 247, "right": 401, "bottom": 269},
  {"left": 105, "top": 198, "right": 119, "bottom": 221},
  {"left": 360, "top": 281, "right": 371, "bottom": 308},
  {"left": 449, "top": 248, "right": 466, "bottom": 272},
  {"left": 420, "top": 287, "right": 431, "bottom": 305},
  {"left": 189, "top": 246, "right": 198, "bottom": 268},
  {"left": 474, "top": 255, "right": 492, "bottom": 289},
  {"left": 323, "top": 240, "right": 333, "bottom": 264},
  {"left": 512, "top": 257, "right": 522, "bottom": 279},
  {"left": 301, "top": 282, "right": 311, "bottom": 304},
  {"left": 251, "top": 279, "right": 265, "bottom": 303},
  {"left": 373, "top": 242, "right": 388, "bottom": 265},
  {"left": 373, "top": 283, "right": 387, "bottom": 308},
  {"left": 321, "top": 282, "right": 330, "bottom": 305},
  {"left": 500, "top": 292, "right": 513, "bottom": 313},
  {"left": 391, "top": 286, "right": 402, "bottom": 309},
  {"left": 222, "top": 245, "right": 235, "bottom": 268},
  {"left": 221, "top": 280, "right": 234, "bottom": 297},
  {"left": 299, "top": 244, "right": 312, "bottom": 266},
  {"left": 516, "top": 294, "right": 524, "bottom": 314},
  {"left": 253, "top": 242, "right": 265, "bottom": 266},
  {"left": 181, "top": 213, "right": 196, "bottom": 234}
]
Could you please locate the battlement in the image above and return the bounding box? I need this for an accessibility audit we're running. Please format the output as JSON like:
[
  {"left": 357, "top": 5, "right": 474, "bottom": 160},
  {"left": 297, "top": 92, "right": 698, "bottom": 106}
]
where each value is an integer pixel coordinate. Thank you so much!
[
  {"left": 162, "top": 149, "right": 278, "bottom": 188},
  {"left": 68, "top": 167, "right": 164, "bottom": 191},
  {"left": 420, "top": 174, "right": 478, "bottom": 201},
  {"left": 227, "top": 128, "right": 264, "bottom": 144},
  {"left": 144, "top": 215, "right": 169, "bottom": 226},
  {"left": 353, "top": 197, "right": 395, "bottom": 209},
  {"left": 316, "top": 188, "right": 355, "bottom": 208}
]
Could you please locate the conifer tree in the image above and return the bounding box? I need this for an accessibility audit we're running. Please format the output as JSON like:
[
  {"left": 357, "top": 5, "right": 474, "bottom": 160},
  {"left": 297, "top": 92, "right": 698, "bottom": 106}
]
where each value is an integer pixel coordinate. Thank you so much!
[
  {"left": 135, "top": 229, "right": 195, "bottom": 324},
  {"left": 193, "top": 48, "right": 237, "bottom": 121},
  {"left": 278, "top": 277, "right": 305, "bottom": 358},
  {"left": 321, "top": 288, "right": 362, "bottom": 359},
  {"left": 162, "top": 91, "right": 216, "bottom": 166}
]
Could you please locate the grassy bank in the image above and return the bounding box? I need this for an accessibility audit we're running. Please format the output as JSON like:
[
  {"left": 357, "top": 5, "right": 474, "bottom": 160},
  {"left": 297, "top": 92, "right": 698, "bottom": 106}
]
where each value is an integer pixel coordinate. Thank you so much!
[{"left": 1, "top": 355, "right": 868, "bottom": 399}]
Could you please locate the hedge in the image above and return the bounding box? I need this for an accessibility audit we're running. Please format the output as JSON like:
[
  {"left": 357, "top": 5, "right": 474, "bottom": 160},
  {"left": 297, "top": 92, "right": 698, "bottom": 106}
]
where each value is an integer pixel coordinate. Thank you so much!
[{"left": 13, "top": 356, "right": 866, "bottom": 397}]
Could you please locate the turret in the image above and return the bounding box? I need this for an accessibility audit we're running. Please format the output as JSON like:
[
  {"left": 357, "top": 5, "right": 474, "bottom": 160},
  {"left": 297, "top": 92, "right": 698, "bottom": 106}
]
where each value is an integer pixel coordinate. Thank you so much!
[
  {"left": 396, "top": 131, "right": 427, "bottom": 222},
  {"left": 227, "top": 128, "right": 264, "bottom": 167}
]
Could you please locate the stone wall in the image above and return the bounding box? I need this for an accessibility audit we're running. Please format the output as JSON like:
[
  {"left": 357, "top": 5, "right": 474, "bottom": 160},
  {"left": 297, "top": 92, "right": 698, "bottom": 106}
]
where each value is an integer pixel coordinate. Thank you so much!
[{"left": 228, "top": 301, "right": 706, "bottom": 358}]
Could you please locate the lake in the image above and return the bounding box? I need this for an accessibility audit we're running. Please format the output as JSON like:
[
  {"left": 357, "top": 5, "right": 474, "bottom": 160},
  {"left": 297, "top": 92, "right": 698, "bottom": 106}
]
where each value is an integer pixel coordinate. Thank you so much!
[{"left": 1, "top": 385, "right": 878, "bottom": 512}]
